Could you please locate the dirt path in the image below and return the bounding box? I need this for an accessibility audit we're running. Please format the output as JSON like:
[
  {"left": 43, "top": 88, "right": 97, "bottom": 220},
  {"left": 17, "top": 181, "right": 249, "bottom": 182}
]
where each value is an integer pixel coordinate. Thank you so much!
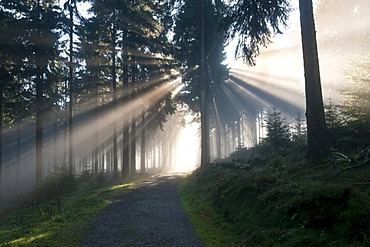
[{"left": 79, "top": 174, "right": 205, "bottom": 247}]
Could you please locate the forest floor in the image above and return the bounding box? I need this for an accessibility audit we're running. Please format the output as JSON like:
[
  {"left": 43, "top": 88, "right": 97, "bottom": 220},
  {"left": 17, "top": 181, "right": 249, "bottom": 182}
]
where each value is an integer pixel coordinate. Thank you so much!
[{"left": 79, "top": 174, "right": 205, "bottom": 247}]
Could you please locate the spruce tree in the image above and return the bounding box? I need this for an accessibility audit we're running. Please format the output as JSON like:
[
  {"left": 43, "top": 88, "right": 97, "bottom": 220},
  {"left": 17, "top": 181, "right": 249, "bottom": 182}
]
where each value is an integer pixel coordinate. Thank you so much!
[{"left": 264, "top": 106, "right": 291, "bottom": 153}]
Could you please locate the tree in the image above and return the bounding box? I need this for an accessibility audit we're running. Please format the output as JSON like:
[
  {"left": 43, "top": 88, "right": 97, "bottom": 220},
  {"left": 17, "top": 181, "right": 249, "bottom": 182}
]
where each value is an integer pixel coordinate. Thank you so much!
[
  {"left": 226, "top": 0, "right": 291, "bottom": 66},
  {"left": 227, "top": 0, "right": 329, "bottom": 159},
  {"left": 292, "top": 110, "right": 307, "bottom": 149},
  {"left": 200, "top": 0, "right": 209, "bottom": 165},
  {"left": 342, "top": 53, "right": 370, "bottom": 123},
  {"left": 299, "top": 0, "right": 329, "bottom": 159},
  {"left": 5, "top": 0, "right": 62, "bottom": 183},
  {"left": 171, "top": 0, "right": 228, "bottom": 166},
  {"left": 63, "top": 0, "right": 78, "bottom": 173},
  {"left": 264, "top": 106, "right": 291, "bottom": 153}
]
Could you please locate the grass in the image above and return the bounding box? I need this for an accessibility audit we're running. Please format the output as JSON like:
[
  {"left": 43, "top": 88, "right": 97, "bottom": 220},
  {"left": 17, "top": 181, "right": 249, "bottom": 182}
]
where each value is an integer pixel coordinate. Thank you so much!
[
  {"left": 0, "top": 173, "right": 142, "bottom": 247},
  {"left": 2, "top": 152, "right": 369, "bottom": 246},
  {"left": 179, "top": 177, "right": 237, "bottom": 247},
  {"left": 180, "top": 153, "right": 370, "bottom": 246}
]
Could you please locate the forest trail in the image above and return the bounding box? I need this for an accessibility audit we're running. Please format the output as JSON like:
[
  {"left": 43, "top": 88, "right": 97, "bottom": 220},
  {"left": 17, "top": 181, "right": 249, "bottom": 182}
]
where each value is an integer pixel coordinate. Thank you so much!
[{"left": 79, "top": 174, "right": 204, "bottom": 247}]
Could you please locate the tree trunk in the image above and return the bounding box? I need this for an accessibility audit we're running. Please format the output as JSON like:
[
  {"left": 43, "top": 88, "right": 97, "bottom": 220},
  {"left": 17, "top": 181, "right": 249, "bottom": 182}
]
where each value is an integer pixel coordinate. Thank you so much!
[
  {"left": 213, "top": 98, "right": 222, "bottom": 159},
  {"left": 299, "top": 0, "right": 329, "bottom": 159},
  {"left": 111, "top": 15, "right": 118, "bottom": 180},
  {"left": 130, "top": 116, "right": 136, "bottom": 176},
  {"left": 94, "top": 81, "right": 99, "bottom": 173},
  {"left": 200, "top": 0, "right": 210, "bottom": 166},
  {"left": 121, "top": 29, "right": 130, "bottom": 179},
  {"left": 237, "top": 114, "right": 242, "bottom": 148},
  {"left": 140, "top": 111, "right": 146, "bottom": 174},
  {"left": 68, "top": 4, "right": 74, "bottom": 173},
  {"left": 36, "top": 69, "right": 44, "bottom": 184},
  {"left": 129, "top": 56, "right": 137, "bottom": 177}
]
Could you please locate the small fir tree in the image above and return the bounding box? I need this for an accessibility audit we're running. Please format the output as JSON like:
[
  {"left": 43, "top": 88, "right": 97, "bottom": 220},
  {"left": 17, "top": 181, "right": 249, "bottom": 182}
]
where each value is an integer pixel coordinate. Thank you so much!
[
  {"left": 292, "top": 110, "right": 307, "bottom": 149},
  {"left": 264, "top": 106, "right": 291, "bottom": 153}
]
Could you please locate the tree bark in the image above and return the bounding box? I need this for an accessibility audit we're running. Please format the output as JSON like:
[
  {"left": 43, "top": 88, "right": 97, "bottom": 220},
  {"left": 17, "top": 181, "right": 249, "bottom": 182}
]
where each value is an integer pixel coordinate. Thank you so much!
[
  {"left": 213, "top": 98, "right": 222, "bottom": 159},
  {"left": 140, "top": 111, "right": 146, "bottom": 174},
  {"left": 299, "top": 0, "right": 329, "bottom": 159},
  {"left": 130, "top": 115, "right": 136, "bottom": 176},
  {"left": 68, "top": 3, "right": 74, "bottom": 173},
  {"left": 111, "top": 14, "right": 118, "bottom": 180},
  {"left": 36, "top": 69, "right": 44, "bottom": 183},
  {"left": 200, "top": 0, "right": 210, "bottom": 166},
  {"left": 121, "top": 29, "right": 130, "bottom": 179}
]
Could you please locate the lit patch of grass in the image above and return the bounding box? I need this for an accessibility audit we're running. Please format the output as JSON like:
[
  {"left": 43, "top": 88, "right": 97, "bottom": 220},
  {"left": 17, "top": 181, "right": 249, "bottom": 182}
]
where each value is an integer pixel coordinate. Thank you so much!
[
  {"left": 0, "top": 179, "right": 142, "bottom": 246},
  {"left": 179, "top": 177, "right": 238, "bottom": 247},
  {"left": 5, "top": 233, "right": 50, "bottom": 246},
  {"left": 106, "top": 183, "right": 134, "bottom": 191}
]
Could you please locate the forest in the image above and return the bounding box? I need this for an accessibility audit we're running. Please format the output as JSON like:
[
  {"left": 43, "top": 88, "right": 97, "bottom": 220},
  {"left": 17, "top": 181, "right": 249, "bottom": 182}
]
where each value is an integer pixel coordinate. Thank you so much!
[{"left": 0, "top": 0, "right": 369, "bottom": 246}]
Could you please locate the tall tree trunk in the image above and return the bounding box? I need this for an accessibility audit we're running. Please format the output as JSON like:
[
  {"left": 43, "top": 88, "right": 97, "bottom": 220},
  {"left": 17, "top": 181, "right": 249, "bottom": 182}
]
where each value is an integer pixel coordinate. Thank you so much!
[
  {"left": 94, "top": 82, "right": 99, "bottom": 173},
  {"left": 200, "top": 0, "right": 210, "bottom": 166},
  {"left": 299, "top": 0, "right": 329, "bottom": 159},
  {"left": 140, "top": 111, "right": 146, "bottom": 174},
  {"left": 121, "top": 29, "right": 129, "bottom": 178},
  {"left": 17, "top": 117, "right": 21, "bottom": 190},
  {"left": 68, "top": 3, "right": 74, "bottom": 173},
  {"left": 237, "top": 114, "right": 242, "bottom": 148},
  {"left": 129, "top": 57, "right": 137, "bottom": 177},
  {"left": 213, "top": 98, "right": 221, "bottom": 159},
  {"left": 111, "top": 15, "right": 118, "bottom": 179},
  {"left": 231, "top": 122, "right": 236, "bottom": 152},
  {"left": 63, "top": 81, "right": 68, "bottom": 164},
  {"left": 130, "top": 114, "right": 136, "bottom": 176},
  {"left": 36, "top": 69, "right": 44, "bottom": 183},
  {"left": 53, "top": 113, "right": 58, "bottom": 165}
]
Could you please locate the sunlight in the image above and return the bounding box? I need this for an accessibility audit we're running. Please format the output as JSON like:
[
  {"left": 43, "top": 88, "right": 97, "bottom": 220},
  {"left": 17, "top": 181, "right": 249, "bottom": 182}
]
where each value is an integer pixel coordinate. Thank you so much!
[
  {"left": 7, "top": 233, "right": 50, "bottom": 245},
  {"left": 107, "top": 183, "right": 134, "bottom": 191},
  {"left": 172, "top": 116, "right": 200, "bottom": 173}
]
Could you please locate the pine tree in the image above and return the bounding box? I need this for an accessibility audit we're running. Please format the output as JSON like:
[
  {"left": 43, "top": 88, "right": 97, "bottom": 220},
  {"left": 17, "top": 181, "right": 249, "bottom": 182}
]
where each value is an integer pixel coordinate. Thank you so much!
[
  {"left": 264, "top": 106, "right": 291, "bottom": 153},
  {"left": 171, "top": 0, "right": 228, "bottom": 166},
  {"left": 292, "top": 110, "right": 307, "bottom": 149}
]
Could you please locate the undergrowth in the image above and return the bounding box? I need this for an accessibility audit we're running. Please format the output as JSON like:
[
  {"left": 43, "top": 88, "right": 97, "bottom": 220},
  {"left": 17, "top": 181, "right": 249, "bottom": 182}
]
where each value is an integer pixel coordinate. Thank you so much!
[
  {"left": 182, "top": 153, "right": 370, "bottom": 246},
  {"left": 0, "top": 168, "right": 141, "bottom": 247}
]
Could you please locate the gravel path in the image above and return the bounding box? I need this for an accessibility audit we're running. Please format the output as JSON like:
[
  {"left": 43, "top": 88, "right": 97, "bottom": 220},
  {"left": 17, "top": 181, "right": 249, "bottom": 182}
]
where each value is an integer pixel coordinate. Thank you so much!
[{"left": 79, "top": 174, "right": 205, "bottom": 247}]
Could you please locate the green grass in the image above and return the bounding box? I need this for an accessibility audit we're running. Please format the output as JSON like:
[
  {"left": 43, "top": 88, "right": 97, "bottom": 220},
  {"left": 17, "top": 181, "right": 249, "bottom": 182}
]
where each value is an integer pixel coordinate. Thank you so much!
[
  {"left": 179, "top": 177, "right": 237, "bottom": 247},
  {"left": 0, "top": 178, "right": 141, "bottom": 247},
  {"left": 180, "top": 154, "right": 370, "bottom": 246}
]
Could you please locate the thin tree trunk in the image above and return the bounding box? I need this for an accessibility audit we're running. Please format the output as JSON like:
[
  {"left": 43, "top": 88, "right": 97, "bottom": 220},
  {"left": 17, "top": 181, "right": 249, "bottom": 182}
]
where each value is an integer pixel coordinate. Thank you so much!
[
  {"left": 54, "top": 113, "right": 58, "bottom": 166},
  {"left": 111, "top": 15, "right": 118, "bottom": 179},
  {"left": 213, "top": 98, "right": 222, "bottom": 159},
  {"left": 140, "top": 111, "right": 146, "bottom": 174},
  {"left": 68, "top": 4, "right": 74, "bottom": 173},
  {"left": 130, "top": 117, "right": 136, "bottom": 176},
  {"left": 237, "top": 113, "right": 242, "bottom": 148},
  {"left": 200, "top": 0, "right": 210, "bottom": 166},
  {"left": 94, "top": 86, "right": 99, "bottom": 173},
  {"left": 121, "top": 29, "right": 129, "bottom": 179},
  {"left": 36, "top": 70, "right": 44, "bottom": 183},
  {"left": 17, "top": 118, "right": 21, "bottom": 190},
  {"left": 299, "top": 0, "right": 329, "bottom": 159},
  {"left": 129, "top": 56, "right": 137, "bottom": 177}
]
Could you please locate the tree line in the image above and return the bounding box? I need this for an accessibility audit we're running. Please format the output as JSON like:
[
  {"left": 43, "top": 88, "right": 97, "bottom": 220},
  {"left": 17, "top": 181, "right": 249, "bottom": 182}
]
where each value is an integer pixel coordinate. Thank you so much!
[
  {"left": 0, "top": 0, "right": 178, "bottom": 198},
  {"left": 0, "top": 0, "right": 369, "bottom": 202}
]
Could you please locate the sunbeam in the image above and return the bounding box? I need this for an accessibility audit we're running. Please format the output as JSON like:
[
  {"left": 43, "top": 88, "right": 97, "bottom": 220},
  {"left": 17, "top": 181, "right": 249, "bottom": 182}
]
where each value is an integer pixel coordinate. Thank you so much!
[{"left": 172, "top": 114, "right": 200, "bottom": 173}]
